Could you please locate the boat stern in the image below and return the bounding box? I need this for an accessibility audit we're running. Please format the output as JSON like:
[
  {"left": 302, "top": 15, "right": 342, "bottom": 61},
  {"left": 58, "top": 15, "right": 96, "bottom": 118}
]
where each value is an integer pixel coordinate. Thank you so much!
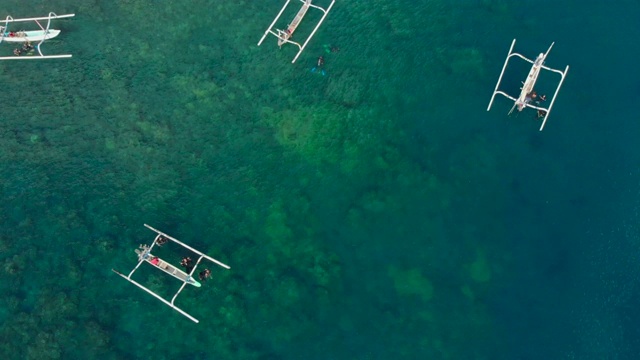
[{"left": 188, "top": 277, "right": 202, "bottom": 288}]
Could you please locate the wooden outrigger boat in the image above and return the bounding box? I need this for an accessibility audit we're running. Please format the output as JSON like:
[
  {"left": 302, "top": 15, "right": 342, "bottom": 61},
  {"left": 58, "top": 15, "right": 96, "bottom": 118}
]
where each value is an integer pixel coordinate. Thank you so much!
[
  {"left": 112, "top": 224, "right": 230, "bottom": 323},
  {"left": 277, "top": 0, "right": 312, "bottom": 47},
  {"left": 258, "top": 0, "right": 336, "bottom": 63},
  {"left": 487, "top": 39, "right": 569, "bottom": 131},
  {"left": 135, "top": 247, "right": 201, "bottom": 287},
  {"left": 0, "top": 12, "right": 74, "bottom": 60}
]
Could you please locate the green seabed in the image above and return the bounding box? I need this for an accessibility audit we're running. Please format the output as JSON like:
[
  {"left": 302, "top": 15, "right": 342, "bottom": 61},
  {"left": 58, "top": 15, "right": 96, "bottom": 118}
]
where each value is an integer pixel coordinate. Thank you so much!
[
  {"left": 0, "top": 2, "right": 508, "bottom": 359},
  {"left": 5, "top": 0, "right": 636, "bottom": 359}
]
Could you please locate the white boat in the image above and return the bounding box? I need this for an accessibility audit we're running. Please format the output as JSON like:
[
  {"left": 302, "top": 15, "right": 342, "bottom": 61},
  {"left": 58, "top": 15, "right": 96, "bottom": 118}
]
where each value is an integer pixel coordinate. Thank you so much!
[
  {"left": 0, "top": 12, "right": 74, "bottom": 60},
  {"left": 112, "top": 224, "right": 230, "bottom": 323},
  {"left": 258, "top": 0, "right": 336, "bottom": 63},
  {"left": 1, "top": 29, "right": 61, "bottom": 42},
  {"left": 487, "top": 39, "right": 569, "bottom": 131}
]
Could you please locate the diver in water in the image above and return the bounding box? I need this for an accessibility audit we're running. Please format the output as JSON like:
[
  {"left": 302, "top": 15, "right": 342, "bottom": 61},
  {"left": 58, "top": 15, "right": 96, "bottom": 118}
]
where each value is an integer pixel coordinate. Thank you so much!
[
  {"left": 22, "top": 41, "right": 33, "bottom": 52},
  {"left": 156, "top": 235, "right": 168, "bottom": 246},
  {"left": 180, "top": 257, "right": 193, "bottom": 272},
  {"left": 323, "top": 44, "right": 340, "bottom": 54},
  {"left": 537, "top": 109, "right": 547, "bottom": 119},
  {"left": 311, "top": 56, "right": 326, "bottom": 76},
  {"left": 535, "top": 94, "right": 547, "bottom": 104},
  {"left": 199, "top": 269, "right": 211, "bottom": 281}
]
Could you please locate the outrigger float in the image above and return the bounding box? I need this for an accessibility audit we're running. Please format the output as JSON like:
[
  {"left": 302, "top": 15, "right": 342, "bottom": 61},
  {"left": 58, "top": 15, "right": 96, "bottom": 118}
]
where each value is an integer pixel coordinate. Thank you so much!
[
  {"left": 258, "top": 0, "right": 335, "bottom": 63},
  {"left": 112, "top": 224, "right": 230, "bottom": 323},
  {"left": 487, "top": 39, "right": 569, "bottom": 131},
  {"left": 0, "top": 12, "right": 75, "bottom": 60}
]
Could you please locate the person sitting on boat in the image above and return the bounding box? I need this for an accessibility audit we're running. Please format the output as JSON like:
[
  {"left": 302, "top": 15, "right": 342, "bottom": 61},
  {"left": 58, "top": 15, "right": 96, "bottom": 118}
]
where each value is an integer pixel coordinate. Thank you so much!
[
  {"left": 199, "top": 269, "right": 211, "bottom": 281},
  {"left": 13, "top": 48, "right": 22, "bottom": 56}
]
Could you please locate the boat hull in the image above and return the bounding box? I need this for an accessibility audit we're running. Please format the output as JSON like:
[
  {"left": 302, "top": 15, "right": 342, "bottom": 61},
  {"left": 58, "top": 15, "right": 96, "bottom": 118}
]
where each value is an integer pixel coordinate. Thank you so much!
[
  {"left": 515, "top": 53, "right": 544, "bottom": 111},
  {"left": 2, "top": 29, "right": 61, "bottom": 42},
  {"left": 145, "top": 253, "right": 202, "bottom": 287}
]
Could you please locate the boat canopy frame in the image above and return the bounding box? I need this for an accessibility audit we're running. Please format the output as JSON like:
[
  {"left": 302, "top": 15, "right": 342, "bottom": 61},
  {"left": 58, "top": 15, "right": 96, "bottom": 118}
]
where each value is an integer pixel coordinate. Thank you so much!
[
  {"left": 258, "top": 0, "right": 336, "bottom": 63},
  {"left": 0, "top": 12, "right": 75, "bottom": 61},
  {"left": 487, "top": 39, "right": 569, "bottom": 131},
  {"left": 112, "top": 224, "right": 230, "bottom": 323}
]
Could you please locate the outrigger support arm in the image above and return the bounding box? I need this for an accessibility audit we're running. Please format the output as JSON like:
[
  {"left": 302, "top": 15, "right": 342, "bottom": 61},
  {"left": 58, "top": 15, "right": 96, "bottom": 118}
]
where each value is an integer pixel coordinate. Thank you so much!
[
  {"left": 258, "top": 0, "right": 292, "bottom": 46},
  {"left": 112, "top": 269, "right": 200, "bottom": 323},
  {"left": 171, "top": 254, "right": 206, "bottom": 305},
  {"left": 538, "top": 65, "right": 569, "bottom": 131},
  {"left": 144, "top": 224, "right": 230, "bottom": 269},
  {"left": 0, "top": 13, "right": 75, "bottom": 24},
  {"left": 487, "top": 39, "right": 516, "bottom": 112},
  {"left": 0, "top": 54, "right": 72, "bottom": 60}
]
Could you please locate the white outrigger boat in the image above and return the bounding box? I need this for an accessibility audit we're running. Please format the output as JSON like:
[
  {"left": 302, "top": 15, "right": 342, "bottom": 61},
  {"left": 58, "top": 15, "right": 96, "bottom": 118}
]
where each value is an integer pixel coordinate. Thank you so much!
[
  {"left": 258, "top": 0, "right": 335, "bottom": 63},
  {"left": 487, "top": 39, "right": 569, "bottom": 131},
  {"left": 0, "top": 12, "right": 74, "bottom": 60},
  {"left": 112, "top": 224, "right": 230, "bottom": 323}
]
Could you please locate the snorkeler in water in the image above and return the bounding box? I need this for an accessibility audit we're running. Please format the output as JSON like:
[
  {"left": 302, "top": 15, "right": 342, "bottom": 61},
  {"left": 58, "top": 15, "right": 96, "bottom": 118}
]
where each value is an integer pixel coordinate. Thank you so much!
[
  {"left": 322, "top": 44, "right": 340, "bottom": 54},
  {"left": 199, "top": 268, "right": 211, "bottom": 281},
  {"left": 311, "top": 55, "right": 326, "bottom": 76},
  {"left": 537, "top": 109, "right": 547, "bottom": 119}
]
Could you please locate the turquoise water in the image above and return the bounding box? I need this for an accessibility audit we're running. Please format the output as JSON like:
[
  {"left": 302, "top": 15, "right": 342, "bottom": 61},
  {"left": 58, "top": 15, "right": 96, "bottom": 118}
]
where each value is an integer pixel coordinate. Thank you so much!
[{"left": 1, "top": 0, "right": 640, "bottom": 358}]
